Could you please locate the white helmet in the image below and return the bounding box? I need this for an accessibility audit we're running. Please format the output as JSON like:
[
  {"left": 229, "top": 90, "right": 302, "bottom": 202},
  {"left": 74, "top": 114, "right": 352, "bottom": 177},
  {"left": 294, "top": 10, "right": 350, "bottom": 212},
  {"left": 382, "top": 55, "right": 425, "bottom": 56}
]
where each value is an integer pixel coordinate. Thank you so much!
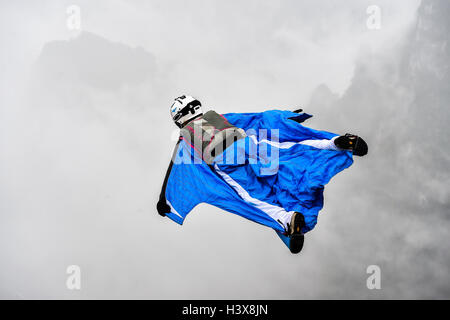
[{"left": 170, "top": 95, "right": 203, "bottom": 128}]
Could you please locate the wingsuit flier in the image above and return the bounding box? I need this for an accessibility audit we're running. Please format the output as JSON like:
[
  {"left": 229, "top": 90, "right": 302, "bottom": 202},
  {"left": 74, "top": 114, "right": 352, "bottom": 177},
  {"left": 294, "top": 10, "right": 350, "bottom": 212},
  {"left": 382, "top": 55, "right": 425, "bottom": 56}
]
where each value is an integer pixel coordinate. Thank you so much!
[{"left": 157, "top": 95, "right": 368, "bottom": 254}]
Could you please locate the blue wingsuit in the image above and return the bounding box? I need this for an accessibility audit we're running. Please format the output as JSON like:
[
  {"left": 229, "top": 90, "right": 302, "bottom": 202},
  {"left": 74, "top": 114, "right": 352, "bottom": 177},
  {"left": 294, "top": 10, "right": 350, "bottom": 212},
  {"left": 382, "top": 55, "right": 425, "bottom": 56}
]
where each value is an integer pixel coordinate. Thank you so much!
[{"left": 157, "top": 110, "right": 353, "bottom": 249}]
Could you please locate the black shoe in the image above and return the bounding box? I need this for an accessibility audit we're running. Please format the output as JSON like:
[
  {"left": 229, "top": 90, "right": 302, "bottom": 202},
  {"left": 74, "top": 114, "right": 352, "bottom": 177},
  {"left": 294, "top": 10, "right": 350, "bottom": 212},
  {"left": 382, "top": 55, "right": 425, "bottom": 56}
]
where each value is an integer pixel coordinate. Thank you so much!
[
  {"left": 334, "top": 134, "right": 368, "bottom": 156},
  {"left": 288, "top": 212, "right": 305, "bottom": 254}
]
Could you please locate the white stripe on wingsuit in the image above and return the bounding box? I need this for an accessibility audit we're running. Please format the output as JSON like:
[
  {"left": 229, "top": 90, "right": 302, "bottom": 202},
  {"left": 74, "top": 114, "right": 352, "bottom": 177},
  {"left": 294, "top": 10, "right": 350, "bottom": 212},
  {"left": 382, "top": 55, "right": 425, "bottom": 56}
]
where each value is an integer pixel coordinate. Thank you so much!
[
  {"left": 214, "top": 164, "right": 293, "bottom": 230},
  {"left": 248, "top": 135, "right": 339, "bottom": 151},
  {"left": 167, "top": 200, "right": 184, "bottom": 219}
]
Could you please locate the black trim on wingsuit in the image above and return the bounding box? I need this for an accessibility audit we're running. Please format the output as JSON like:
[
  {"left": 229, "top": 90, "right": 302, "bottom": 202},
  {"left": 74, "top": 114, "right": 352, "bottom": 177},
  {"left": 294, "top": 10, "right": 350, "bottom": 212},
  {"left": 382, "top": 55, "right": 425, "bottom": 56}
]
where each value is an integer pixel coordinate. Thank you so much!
[{"left": 157, "top": 138, "right": 182, "bottom": 217}]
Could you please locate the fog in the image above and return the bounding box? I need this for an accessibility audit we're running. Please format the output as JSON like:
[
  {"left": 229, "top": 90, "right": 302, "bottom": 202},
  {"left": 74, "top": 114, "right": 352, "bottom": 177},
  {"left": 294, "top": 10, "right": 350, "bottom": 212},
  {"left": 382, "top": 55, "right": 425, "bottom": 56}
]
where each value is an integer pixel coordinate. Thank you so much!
[{"left": 2, "top": 0, "right": 449, "bottom": 299}]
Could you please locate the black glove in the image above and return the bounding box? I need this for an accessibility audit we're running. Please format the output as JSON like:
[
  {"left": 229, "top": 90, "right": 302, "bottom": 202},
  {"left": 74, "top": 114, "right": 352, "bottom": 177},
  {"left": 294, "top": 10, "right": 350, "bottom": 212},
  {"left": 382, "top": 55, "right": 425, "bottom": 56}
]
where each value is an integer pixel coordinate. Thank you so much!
[{"left": 157, "top": 201, "right": 171, "bottom": 217}]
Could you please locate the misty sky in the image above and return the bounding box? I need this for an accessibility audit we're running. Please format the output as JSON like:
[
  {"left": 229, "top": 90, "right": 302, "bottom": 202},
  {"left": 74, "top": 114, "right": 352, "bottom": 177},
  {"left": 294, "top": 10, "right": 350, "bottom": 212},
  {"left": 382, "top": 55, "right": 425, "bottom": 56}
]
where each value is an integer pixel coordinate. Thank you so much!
[{"left": 2, "top": 0, "right": 449, "bottom": 299}]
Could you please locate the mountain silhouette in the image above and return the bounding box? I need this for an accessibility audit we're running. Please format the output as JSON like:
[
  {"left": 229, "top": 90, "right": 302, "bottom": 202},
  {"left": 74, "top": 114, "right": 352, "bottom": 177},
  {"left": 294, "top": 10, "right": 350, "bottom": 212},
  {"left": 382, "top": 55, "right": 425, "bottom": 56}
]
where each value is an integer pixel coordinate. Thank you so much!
[{"left": 34, "top": 31, "right": 156, "bottom": 90}]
